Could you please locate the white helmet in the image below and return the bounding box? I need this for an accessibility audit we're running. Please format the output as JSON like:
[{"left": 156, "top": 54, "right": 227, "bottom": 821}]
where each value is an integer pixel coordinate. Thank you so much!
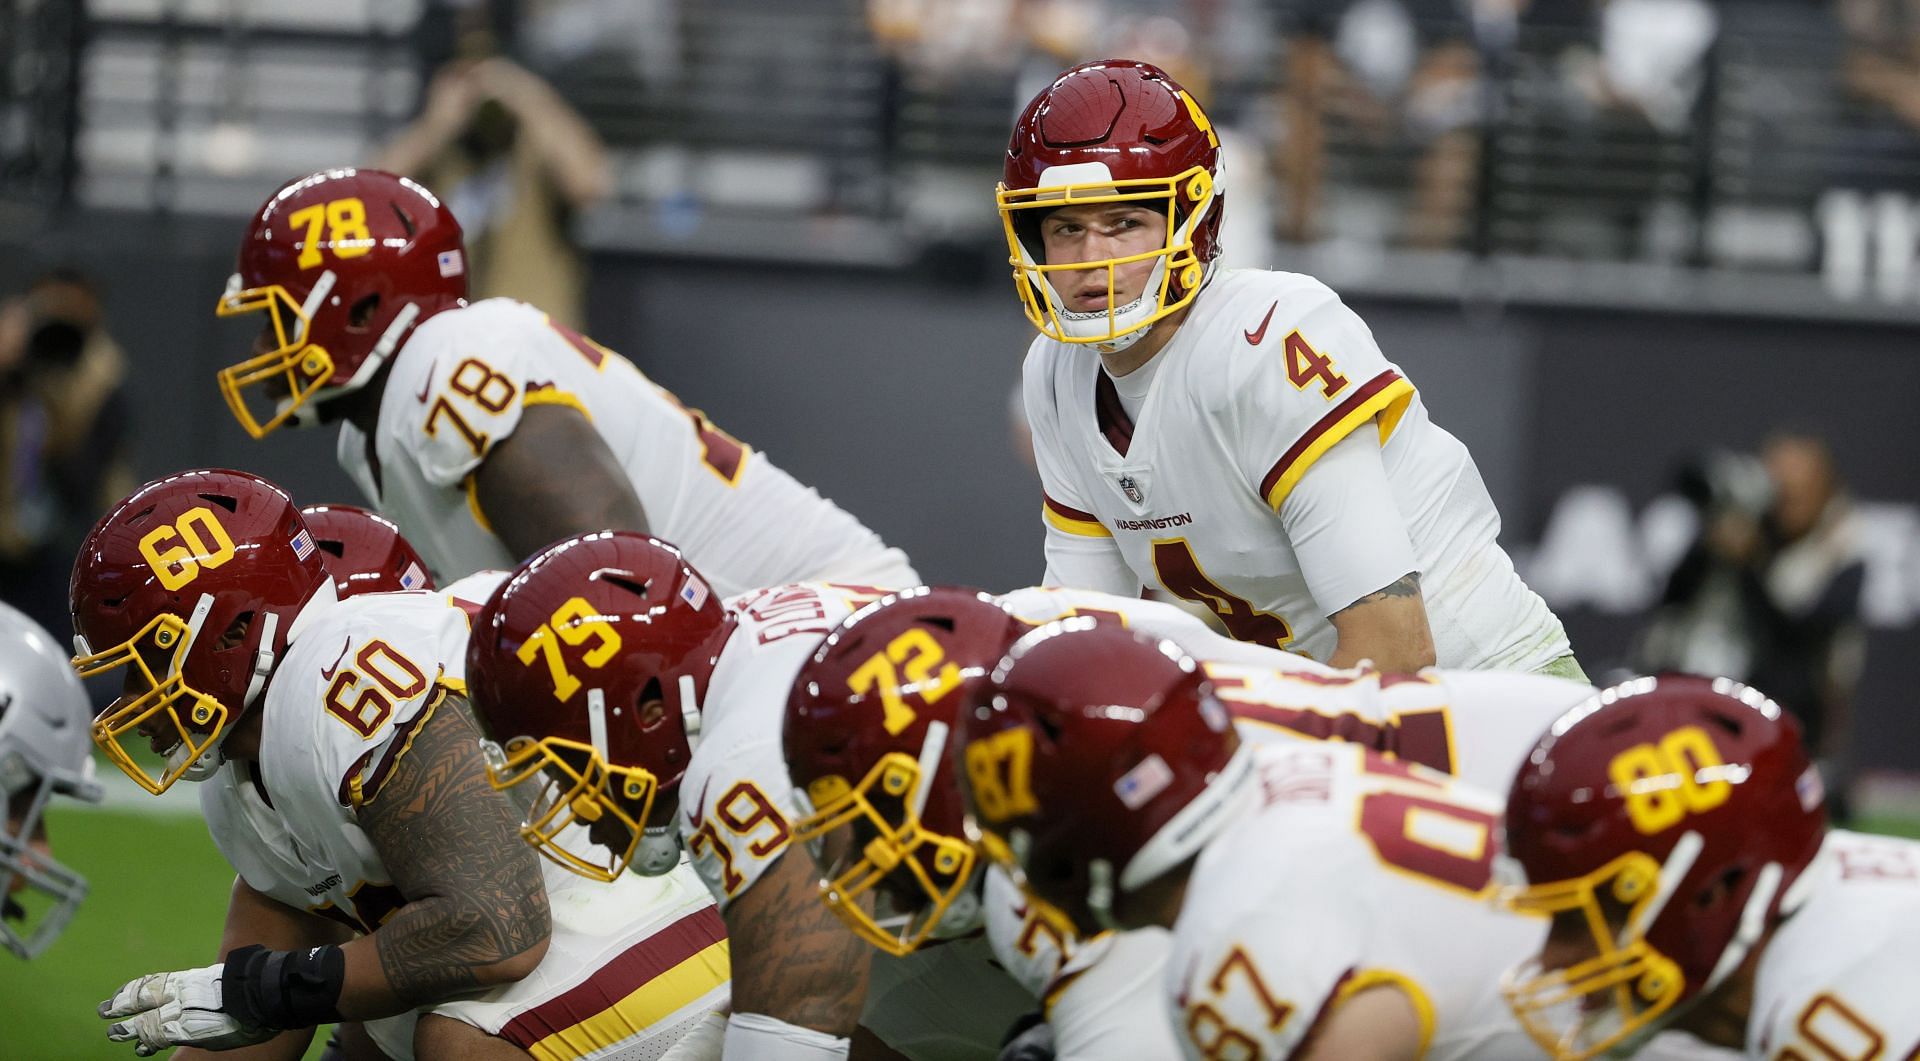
[{"left": 0, "top": 602, "right": 102, "bottom": 958}]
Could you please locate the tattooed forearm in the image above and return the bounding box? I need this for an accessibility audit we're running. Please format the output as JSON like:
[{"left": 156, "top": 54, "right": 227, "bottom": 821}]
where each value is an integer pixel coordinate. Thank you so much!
[
  {"left": 357, "top": 694, "right": 551, "bottom": 1006},
  {"left": 724, "top": 850, "right": 871, "bottom": 1036},
  {"left": 1332, "top": 572, "right": 1422, "bottom": 616}
]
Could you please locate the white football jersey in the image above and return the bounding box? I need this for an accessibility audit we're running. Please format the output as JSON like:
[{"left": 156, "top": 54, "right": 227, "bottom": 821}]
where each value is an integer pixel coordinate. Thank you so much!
[
  {"left": 1024, "top": 269, "right": 1568, "bottom": 671},
  {"left": 1205, "top": 662, "right": 1592, "bottom": 796},
  {"left": 1745, "top": 830, "right": 1920, "bottom": 1059},
  {"left": 338, "top": 298, "right": 917, "bottom": 593},
  {"left": 678, "top": 583, "right": 1031, "bottom": 1059},
  {"left": 994, "top": 586, "right": 1588, "bottom": 792},
  {"left": 1166, "top": 740, "right": 1547, "bottom": 1061},
  {"left": 202, "top": 589, "right": 730, "bottom": 1059}
]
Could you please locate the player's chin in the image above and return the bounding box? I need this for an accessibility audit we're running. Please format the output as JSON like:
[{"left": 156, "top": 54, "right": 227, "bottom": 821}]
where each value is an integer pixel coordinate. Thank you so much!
[{"left": 588, "top": 817, "right": 634, "bottom": 854}]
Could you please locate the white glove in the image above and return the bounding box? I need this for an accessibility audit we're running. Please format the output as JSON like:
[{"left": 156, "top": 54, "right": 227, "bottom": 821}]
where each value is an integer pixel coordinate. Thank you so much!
[{"left": 100, "top": 963, "right": 275, "bottom": 1056}]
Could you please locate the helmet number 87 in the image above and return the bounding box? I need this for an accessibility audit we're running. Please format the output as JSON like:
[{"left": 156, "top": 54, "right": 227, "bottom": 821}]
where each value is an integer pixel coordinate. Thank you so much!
[
  {"left": 1607, "top": 726, "right": 1733, "bottom": 835},
  {"left": 289, "top": 197, "right": 374, "bottom": 270}
]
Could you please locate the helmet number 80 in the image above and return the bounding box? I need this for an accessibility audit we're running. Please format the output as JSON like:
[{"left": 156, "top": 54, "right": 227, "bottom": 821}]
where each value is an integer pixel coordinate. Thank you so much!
[
  {"left": 289, "top": 197, "right": 374, "bottom": 270},
  {"left": 1607, "top": 725, "right": 1734, "bottom": 835},
  {"left": 138, "top": 507, "right": 238, "bottom": 591},
  {"left": 515, "top": 597, "right": 624, "bottom": 702}
]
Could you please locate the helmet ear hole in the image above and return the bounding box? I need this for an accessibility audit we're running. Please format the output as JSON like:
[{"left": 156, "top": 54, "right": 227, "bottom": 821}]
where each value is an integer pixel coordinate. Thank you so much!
[
  {"left": 635, "top": 678, "right": 667, "bottom": 732},
  {"left": 215, "top": 611, "right": 254, "bottom": 652},
  {"left": 347, "top": 293, "right": 381, "bottom": 330}
]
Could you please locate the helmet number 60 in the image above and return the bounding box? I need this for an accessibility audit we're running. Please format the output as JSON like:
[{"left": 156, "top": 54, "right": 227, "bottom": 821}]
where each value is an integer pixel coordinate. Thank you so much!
[{"left": 138, "top": 506, "right": 238, "bottom": 591}]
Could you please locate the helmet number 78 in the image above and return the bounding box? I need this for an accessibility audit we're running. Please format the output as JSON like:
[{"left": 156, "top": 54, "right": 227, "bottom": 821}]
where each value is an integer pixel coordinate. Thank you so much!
[{"left": 289, "top": 197, "right": 374, "bottom": 270}]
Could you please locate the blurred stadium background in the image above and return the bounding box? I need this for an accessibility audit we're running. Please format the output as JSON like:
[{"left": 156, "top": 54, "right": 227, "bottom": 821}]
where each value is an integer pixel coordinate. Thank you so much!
[{"left": 3, "top": 0, "right": 1920, "bottom": 1054}]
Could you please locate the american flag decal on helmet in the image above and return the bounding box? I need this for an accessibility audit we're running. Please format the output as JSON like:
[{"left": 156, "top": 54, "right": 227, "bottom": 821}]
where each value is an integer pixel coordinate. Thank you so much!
[
  {"left": 1114, "top": 753, "right": 1174, "bottom": 810},
  {"left": 400, "top": 562, "right": 427, "bottom": 591},
  {"left": 291, "top": 529, "right": 316, "bottom": 561},
  {"left": 680, "top": 576, "right": 709, "bottom": 610},
  {"left": 437, "top": 249, "right": 465, "bottom": 278}
]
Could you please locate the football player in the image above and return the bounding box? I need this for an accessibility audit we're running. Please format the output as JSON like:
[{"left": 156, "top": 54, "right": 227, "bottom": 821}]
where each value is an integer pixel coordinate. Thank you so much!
[
  {"left": 300, "top": 503, "right": 434, "bottom": 598},
  {"left": 465, "top": 533, "right": 1033, "bottom": 1061},
  {"left": 215, "top": 168, "right": 916, "bottom": 594},
  {"left": 1006, "top": 60, "right": 1574, "bottom": 677},
  {"left": 1499, "top": 675, "right": 1920, "bottom": 1060},
  {"left": 70, "top": 471, "right": 728, "bottom": 1059},
  {"left": 954, "top": 621, "right": 1732, "bottom": 1061},
  {"left": 1, "top": 600, "right": 103, "bottom": 960},
  {"left": 782, "top": 586, "right": 1598, "bottom": 1058}
]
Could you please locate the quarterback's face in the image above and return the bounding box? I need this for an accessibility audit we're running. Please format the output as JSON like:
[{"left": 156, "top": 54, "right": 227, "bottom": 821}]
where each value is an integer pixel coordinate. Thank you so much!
[{"left": 1040, "top": 204, "right": 1168, "bottom": 312}]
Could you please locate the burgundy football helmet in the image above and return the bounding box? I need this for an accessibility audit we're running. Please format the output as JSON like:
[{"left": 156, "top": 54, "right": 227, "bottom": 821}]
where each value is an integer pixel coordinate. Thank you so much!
[
  {"left": 299, "top": 504, "right": 433, "bottom": 599},
  {"left": 217, "top": 168, "right": 467, "bottom": 438},
  {"left": 782, "top": 586, "right": 1023, "bottom": 956},
  {"left": 1500, "top": 675, "right": 1827, "bottom": 1060},
  {"left": 70, "top": 470, "right": 331, "bottom": 793},
  {"left": 466, "top": 531, "right": 735, "bottom": 881},
  {"left": 957, "top": 617, "right": 1251, "bottom": 934},
  {"left": 998, "top": 59, "right": 1224, "bottom": 352}
]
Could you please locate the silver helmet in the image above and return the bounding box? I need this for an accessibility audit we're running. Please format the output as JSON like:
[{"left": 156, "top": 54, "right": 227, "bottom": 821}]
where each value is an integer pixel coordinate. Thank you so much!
[{"left": 0, "top": 601, "right": 101, "bottom": 958}]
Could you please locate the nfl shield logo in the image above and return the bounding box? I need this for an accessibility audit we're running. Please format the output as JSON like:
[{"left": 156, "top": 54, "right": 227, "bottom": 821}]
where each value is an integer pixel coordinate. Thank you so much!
[{"left": 1118, "top": 475, "right": 1144, "bottom": 505}]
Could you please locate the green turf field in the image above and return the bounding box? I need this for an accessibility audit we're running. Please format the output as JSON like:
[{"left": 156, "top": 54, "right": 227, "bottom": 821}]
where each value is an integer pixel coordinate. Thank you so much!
[
  {"left": 7, "top": 792, "right": 1919, "bottom": 1059},
  {"left": 0, "top": 805, "right": 334, "bottom": 1059}
]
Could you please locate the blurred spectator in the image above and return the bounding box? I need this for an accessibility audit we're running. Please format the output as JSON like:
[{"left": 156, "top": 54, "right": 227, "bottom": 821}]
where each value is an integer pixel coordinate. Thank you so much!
[
  {"left": 375, "top": 50, "right": 611, "bottom": 328},
  {"left": 1269, "top": 0, "right": 1482, "bottom": 246},
  {"left": 0, "top": 270, "right": 135, "bottom": 638},
  {"left": 1638, "top": 434, "right": 1867, "bottom": 818}
]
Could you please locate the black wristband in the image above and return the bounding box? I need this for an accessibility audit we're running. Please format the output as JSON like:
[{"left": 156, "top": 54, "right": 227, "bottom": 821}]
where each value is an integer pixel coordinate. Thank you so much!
[{"left": 221, "top": 943, "right": 346, "bottom": 1030}]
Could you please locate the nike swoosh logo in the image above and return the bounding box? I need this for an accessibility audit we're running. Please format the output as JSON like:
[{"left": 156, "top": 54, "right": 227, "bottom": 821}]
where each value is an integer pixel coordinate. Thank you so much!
[
  {"left": 319, "top": 638, "right": 352, "bottom": 682},
  {"left": 684, "top": 778, "right": 714, "bottom": 832},
  {"left": 1244, "top": 301, "right": 1279, "bottom": 345},
  {"left": 413, "top": 359, "right": 438, "bottom": 403}
]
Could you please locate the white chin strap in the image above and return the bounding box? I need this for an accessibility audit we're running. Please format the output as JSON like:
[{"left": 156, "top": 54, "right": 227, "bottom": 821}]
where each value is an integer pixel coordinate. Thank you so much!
[
  {"left": 632, "top": 826, "right": 683, "bottom": 876},
  {"left": 678, "top": 674, "right": 704, "bottom": 753},
  {"left": 927, "top": 876, "right": 985, "bottom": 940},
  {"left": 277, "top": 298, "right": 423, "bottom": 428},
  {"left": 171, "top": 594, "right": 228, "bottom": 784},
  {"left": 1042, "top": 257, "right": 1168, "bottom": 354}
]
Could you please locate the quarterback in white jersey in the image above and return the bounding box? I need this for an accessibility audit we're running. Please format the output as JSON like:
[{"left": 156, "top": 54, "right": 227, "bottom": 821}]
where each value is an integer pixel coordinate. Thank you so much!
[
  {"left": 1000, "top": 60, "right": 1570, "bottom": 676},
  {"left": 467, "top": 534, "right": 1029, "bottom": 1061},
  {"left": 1501, "top": 675, "right": 1920, "bottom": 1061},
  {"left": 69, "top": 472, "right": 728, "bottom": 1059},
  {"left": 215, "top": 168, "right": 915, "bottom": 593}
]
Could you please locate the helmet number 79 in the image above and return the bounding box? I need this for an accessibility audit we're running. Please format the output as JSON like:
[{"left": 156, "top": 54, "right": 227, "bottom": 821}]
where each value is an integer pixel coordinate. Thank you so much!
[
  {"left": 289, "top": 197, "right": 374, "bottom": 270},
  {"left": 515, "top": 597, "right": 624, "bottom": 702}
]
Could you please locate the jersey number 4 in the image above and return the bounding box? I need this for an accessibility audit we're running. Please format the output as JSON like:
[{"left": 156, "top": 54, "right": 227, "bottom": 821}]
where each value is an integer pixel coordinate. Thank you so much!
[{"left": 1152, "top": 538, "right": 1294, "bottom": 650}]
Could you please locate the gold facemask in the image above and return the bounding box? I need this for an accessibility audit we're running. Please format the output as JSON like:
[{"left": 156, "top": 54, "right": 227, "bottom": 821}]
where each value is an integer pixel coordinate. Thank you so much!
[
  {"left": 997, "top": 165, "right": 1215, "bottom": 347},
  {"left": 74, "top": 613, "right": 228, "bottom": 795},
  {"left": 481, "top": 735, "right": 656, "bottom": 882},
  {"left": 214, "top": 280, "right": 336, "bottom": 439},
  {"left": 791, "top": 752, "right": 978, "bottom": 957},
  {"left": 1499, "top": 851, "right": 1687, "bottom": 1060}
]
